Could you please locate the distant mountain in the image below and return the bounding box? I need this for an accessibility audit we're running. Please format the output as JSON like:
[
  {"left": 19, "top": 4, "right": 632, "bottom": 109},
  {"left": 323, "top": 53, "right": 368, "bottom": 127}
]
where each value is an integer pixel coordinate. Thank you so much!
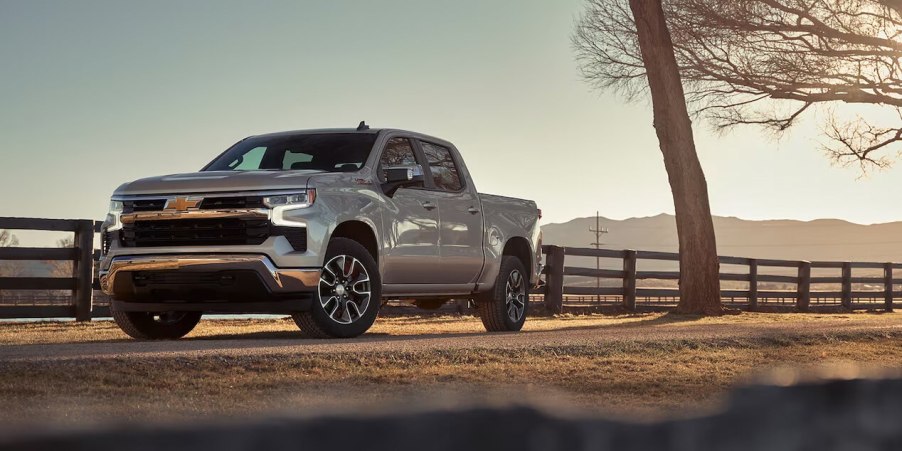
[{"left": 541, "top": 214, "right": 902, "bottom": 264}]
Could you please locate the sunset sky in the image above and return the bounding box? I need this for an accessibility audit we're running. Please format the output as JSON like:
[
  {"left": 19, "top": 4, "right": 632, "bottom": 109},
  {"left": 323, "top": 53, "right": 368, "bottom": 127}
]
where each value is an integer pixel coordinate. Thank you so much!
[{"left": 3, "top": 0, "right": 902, "bottom": 247}]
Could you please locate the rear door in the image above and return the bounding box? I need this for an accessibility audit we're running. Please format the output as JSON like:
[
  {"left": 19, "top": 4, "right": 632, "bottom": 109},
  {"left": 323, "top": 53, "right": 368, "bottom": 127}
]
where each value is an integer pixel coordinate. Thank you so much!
[
  {"left": 416, "top": 140, "right": 485, "bottom": 285},
  {"left": 377, "top": 136, "right": 444, "bottom": 284}
]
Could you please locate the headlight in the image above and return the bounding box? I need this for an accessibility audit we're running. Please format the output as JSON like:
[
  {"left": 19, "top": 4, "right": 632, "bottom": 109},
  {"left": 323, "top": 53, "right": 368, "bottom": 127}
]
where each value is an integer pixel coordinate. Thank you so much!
[
  {"left": 263, "top": 189, "right": 316, "bottom": 208},
  {"left": 106, "top": 199, "right": 124, "bottom": 232}
]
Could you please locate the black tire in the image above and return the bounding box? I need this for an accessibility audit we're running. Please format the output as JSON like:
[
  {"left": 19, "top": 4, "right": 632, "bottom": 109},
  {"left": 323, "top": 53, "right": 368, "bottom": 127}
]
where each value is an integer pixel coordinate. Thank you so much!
[
  {"left": 477, "top": 256, "right": 529, "bottom": 332},
  {"left": 292, "top": 237, "right": 381, "bottom": 338},
  {"left": 414, "top": 299, "right": 446, "bottom": 310},
  {"left": 111, "top": 308, "right": 202, "bottom": 340}
]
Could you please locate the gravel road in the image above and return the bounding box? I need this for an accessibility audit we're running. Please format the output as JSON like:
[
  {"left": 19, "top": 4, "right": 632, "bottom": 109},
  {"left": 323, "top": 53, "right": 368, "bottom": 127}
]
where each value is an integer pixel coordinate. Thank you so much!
[{"left": 2, "top": 315, "right": 899, "bottom": 362}]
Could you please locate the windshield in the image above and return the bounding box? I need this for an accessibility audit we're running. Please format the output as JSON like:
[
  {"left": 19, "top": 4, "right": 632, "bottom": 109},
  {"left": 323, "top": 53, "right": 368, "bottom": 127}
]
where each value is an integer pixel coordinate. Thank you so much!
[{"left": 203, "top": 133, "right": 378, "bottom": 172}]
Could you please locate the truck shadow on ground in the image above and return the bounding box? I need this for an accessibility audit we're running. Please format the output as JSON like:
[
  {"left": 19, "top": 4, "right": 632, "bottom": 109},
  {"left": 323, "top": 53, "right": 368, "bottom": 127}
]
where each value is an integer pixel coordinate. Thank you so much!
[
  {"left": 2, "top": 319, "right": 651, "bottom": 351},
  {"left": 600, "top": 312, "right": 706, "bottom": 328},
  {"left": 171, "top": 314, "right": 706, "bottom": 343},
  {"left": 184, "top": 329, "right": 489, "bottom": 343},
  {"left": 4, "top": 311, "right": 858, "bottom": 352}
]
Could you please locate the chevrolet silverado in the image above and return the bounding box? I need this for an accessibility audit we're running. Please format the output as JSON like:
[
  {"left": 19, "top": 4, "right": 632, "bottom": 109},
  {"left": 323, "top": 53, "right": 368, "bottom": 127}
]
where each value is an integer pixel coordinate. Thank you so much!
[{"left": 99, "top": 123, "right": 542, "bottom": 339}]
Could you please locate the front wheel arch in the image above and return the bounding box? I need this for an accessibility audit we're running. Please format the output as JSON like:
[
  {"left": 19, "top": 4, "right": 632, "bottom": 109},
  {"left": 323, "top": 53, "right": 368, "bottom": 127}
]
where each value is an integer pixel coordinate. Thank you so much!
[{"left": 328, "top": 220, "right": 379, "bottom": 263}]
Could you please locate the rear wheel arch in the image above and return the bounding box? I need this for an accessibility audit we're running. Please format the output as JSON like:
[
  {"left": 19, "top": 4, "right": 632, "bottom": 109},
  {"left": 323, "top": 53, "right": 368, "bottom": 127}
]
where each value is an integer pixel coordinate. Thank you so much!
[{"left": 502, "top": 236, "right": 532, "bottom": 280}]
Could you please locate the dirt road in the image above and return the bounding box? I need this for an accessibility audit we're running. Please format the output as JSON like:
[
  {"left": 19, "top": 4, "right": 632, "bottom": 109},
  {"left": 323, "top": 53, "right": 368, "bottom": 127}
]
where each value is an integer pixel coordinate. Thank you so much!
[
  {"left": 2, "top": 312, "right": 899, "bottom": 362},
  {"left": 1, "top": 312, "right": 900, "bottom": 425}
]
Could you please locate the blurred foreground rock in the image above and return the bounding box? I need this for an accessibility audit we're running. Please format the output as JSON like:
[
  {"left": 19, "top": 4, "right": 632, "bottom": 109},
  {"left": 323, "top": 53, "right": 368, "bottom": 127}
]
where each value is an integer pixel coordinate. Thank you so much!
[{"left": 1, "top": 376, "right": 900, "bottom": 451}]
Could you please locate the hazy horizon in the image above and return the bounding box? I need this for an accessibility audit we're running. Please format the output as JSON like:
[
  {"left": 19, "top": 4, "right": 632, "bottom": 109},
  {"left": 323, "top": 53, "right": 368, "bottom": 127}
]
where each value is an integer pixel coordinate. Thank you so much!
[
  {"left": 8, "top": 210, "right": 902, "bottom": 249},
  {"left": 4, "top": 0, "right": 902, "bottom": 245},
  {"left": 541, "top": 212, "right": 902, "bottom": 227}
]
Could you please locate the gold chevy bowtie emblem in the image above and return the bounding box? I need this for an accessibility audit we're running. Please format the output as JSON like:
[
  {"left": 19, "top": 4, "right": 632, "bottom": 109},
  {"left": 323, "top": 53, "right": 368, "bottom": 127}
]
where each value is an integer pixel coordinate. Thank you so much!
[{"left": 164, "top": 197, "right": 202, "bottom": 212}]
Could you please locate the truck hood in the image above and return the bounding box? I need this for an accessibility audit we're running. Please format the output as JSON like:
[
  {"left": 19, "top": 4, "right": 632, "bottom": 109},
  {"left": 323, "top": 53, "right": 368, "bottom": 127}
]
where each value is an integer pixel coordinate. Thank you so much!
[{"left": 113, "top": 170, "right": 324, "bottom": 196}]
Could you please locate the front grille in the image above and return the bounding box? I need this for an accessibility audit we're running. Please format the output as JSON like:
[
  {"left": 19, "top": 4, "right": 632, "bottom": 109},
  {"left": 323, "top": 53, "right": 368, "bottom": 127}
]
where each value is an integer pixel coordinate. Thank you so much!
[
  {"left": 199, "top": 196, "right": 265, "bottom": 210},
  {"left": 102, "top": 232, "right": 112, "bottom": 255},
  {"left": 122, "top": 196, "right": 265, "bottom": 213},
  {"left": 132, "top": 271, "right": 238, "bottom": 285},
  {"left": 123, "top": 199, "right": 166, "bottom": 213},
  {"left": 119, "top": 270, "right": 272, "bottom": 302},
  {"left": 119, "top": 218, "right": 271, "bottom": 247}
]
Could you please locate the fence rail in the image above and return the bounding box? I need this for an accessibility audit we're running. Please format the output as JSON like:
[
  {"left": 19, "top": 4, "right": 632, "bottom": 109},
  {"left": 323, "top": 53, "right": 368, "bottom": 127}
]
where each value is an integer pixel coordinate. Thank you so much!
[
  {"left": 1, "top": 217, "right": 900, "bottom": 319},
  {"left": 540, "top": 245, "right": 900, "bottom": 314},
  {"left": 0, "top": 217, "right": 102, "bottom": 320}
]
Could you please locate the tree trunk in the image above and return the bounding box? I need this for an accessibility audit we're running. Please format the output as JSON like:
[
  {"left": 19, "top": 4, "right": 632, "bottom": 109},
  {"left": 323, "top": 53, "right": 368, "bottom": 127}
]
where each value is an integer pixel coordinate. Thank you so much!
[{"left": 628, "top": 0, "right": 722, "bottom": 315}]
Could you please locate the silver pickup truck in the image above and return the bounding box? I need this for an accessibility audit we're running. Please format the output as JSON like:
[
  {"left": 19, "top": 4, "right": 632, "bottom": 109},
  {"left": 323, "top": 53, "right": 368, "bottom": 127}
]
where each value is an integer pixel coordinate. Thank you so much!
[{"left": 99, "top": 124, "right": 542, "bottom": 339}]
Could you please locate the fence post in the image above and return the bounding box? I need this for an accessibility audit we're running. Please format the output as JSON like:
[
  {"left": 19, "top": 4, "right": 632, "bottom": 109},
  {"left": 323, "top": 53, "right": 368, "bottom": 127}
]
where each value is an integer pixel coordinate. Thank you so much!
[
  {"left": 748, "top": 258, "right": 758, "bottom": 311},
  {"left": 884, "top": 263, "right": 894, "bottom": 313},
  {"left": 796, "top": 261, "right": 811, "bottom": 312},
  {"left": 841, "top": 262, "right": 852, "bottom": 310},
  {"left": 73, "top": 220, "right": 94, "bottom": 322},
  {"left": 544, "top": 246, "right": 564, "bottom": 314},
  {"left": 622, "top": 250, "right": 637, "bottom": 311}
]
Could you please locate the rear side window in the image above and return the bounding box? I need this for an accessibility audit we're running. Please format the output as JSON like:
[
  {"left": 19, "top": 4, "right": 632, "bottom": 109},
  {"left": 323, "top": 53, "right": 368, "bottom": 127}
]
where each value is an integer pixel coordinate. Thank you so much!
[{"left": 420, "top": 141, "right": 462, "bottom": 191}]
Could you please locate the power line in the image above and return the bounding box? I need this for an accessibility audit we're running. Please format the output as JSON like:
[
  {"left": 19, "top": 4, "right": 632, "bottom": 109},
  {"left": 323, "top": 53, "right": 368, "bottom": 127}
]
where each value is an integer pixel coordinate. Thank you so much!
[{"left": 589, "top": 211, "right": 609, "bottom": 303}]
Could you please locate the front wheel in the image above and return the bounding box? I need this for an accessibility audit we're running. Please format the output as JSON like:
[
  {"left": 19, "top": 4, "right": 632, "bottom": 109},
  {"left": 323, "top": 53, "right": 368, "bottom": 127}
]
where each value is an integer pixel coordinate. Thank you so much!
[
  {"left": 111, "top": 308, "right": 202, "bottom": 340},
  {"left": 292, "top": 238, "right": 381, "bottom": 338},
  {"left": 477, "top": 256, "right": 529, "bottom": 332}
]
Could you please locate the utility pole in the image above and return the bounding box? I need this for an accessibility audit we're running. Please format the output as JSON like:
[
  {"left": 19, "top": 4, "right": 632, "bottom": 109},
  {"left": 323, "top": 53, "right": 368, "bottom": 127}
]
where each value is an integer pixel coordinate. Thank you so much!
[{"left": 590, "top": 211, "right": 609, "bottom": 303}]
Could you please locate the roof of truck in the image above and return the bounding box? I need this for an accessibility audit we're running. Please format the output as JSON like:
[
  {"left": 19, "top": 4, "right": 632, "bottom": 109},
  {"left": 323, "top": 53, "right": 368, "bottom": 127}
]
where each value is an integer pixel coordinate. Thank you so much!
[
  {"left": 251, "top": 128, "right": 379, "bottom": 138},
  {"left": 247, "top": 127, "right": 452, "bottom": 146}
]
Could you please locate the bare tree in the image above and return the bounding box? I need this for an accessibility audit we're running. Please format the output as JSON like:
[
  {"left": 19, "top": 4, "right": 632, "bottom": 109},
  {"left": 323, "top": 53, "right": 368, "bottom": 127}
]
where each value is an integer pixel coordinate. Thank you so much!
[
  {"left": 574, "top": 0, "right": 902, "bottom": 172},
  {"left": 49, "top": 237, "right": 74, "bottom": 277},
  {"left": 0, "top": 230, "right": 20, "bottom": 301},
  {"left": 0, "top": 230, "right": 18, "bottom": 248},
  {"left": 36, "top": 237, "right": 75, "bottom": 303},
  {"left": 621, "top": 0, "right": 723, "bottom": 314}
]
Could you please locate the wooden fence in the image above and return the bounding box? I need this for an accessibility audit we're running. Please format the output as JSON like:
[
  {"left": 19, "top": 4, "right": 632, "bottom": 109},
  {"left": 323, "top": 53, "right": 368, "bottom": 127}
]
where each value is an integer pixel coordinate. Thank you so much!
[
  {"left": 0, "top": 217, "right": 102, "bottom": 320},
  {"left": 541, "top": 245, "right": 899, "bottom": 314},
  {"left": 1, "top": 218, "right": 900, "bottom": 320}
]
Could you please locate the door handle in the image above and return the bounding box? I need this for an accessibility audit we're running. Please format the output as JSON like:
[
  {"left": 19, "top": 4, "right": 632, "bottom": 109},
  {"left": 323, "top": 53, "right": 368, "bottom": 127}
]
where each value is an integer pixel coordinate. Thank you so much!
[
  {"left": 421, "top": 201, "right": 437, "bottom": 210},
  {"left": 467, "top": 206, "right": 480, "bottom": 214}
]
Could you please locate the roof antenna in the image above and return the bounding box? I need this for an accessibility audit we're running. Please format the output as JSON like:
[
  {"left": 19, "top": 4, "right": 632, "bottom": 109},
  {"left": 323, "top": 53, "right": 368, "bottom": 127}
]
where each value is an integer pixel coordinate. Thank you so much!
[{"left": 357, "top": 121, "right": 370, "bottom": 131}]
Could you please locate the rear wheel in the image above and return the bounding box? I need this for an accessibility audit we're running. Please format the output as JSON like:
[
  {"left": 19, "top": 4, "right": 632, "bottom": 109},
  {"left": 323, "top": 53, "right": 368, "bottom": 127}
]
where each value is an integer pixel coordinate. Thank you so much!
[
  {"left": 292, "top": 238, "right": 381, "bottom": 338},
  {"left": 111, "top": 309, "right": 202, "bottom": 340},
  {"left": 478, "top": 256, "right": 529, "bottom": 332}
]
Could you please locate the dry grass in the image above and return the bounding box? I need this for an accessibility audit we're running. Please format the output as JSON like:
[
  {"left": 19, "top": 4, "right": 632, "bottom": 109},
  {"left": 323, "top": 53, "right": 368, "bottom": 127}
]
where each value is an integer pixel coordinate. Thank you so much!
[{"left": 0, "top": 312, "right": 900, "bottom": 428}]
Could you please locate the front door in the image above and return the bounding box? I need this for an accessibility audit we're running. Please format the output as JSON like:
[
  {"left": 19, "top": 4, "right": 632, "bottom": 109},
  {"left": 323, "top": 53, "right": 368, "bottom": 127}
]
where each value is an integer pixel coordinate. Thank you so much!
[{"left": 377, "top": 137, "right": 443, "bottom": 284}]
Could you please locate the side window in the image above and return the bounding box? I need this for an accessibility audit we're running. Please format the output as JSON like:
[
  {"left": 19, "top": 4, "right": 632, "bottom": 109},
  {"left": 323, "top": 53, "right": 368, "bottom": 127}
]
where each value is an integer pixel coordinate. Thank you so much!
[
  {"left": 228, "top": 146, "right": 266, "bottom": 170},
  {"left": 378, "top": 137, "right": 418, "bottom": 181},
  {"left": 420, "top": 141, "right": 462, "bottom": 191}
]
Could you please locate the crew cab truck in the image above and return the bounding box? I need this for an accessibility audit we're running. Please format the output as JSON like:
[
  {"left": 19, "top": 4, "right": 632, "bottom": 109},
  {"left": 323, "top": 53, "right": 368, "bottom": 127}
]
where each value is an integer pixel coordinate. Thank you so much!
[{"left": 99, "top": 124, "right": 542, "bottom": 339}]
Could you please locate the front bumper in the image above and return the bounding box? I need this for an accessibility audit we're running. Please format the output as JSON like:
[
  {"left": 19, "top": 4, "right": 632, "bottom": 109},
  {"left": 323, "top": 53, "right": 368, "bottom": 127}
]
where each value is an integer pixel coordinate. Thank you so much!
[{"left": 100, "top": 255, "right": 321, "bottom": 312}]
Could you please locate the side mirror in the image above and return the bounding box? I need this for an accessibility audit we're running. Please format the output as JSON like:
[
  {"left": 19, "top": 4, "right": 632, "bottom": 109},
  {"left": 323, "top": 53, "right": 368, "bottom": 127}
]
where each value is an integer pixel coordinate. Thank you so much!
[
  {"left": 383, "top": 166, "right": 425, "bottom": 197},
  {"left": 385, "top": 167, "right": 417, "bottom": 183}
]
